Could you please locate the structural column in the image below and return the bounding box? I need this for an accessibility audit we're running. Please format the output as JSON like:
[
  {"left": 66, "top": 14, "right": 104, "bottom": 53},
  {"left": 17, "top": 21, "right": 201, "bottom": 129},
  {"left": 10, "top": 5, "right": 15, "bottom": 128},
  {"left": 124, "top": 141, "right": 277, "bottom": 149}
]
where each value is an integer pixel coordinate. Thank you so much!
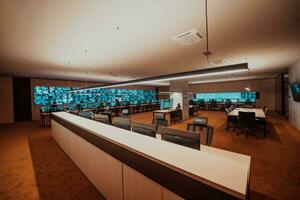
[{"left": 169, "top": 80, "right": 189, "bottom": 120}]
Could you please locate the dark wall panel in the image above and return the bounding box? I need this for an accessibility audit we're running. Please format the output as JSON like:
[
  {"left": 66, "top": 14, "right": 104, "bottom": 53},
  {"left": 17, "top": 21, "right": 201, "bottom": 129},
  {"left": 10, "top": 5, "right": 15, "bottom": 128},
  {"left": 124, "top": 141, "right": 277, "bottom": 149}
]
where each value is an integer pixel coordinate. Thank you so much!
[{"left": 13, "top": 77, "right": 32, "bottom": 122}]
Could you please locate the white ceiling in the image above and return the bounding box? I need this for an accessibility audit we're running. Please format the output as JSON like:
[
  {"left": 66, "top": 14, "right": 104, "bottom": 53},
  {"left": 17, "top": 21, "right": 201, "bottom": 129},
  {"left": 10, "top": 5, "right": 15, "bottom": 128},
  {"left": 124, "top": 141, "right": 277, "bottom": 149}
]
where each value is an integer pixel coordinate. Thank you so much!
[{"left": 0, "top": 0, "right": 299, "bottom": 83}]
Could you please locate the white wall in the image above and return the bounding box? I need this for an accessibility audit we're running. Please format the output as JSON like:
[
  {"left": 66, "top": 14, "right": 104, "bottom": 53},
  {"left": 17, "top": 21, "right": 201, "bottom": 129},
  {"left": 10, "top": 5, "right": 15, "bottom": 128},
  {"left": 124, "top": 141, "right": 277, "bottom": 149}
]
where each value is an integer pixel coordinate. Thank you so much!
[
  {"left": 288, "top": 59, "right": 300, "bottom": 130},
  {"left": 170, "top": 92, "right": 182, "bottom": 110}
]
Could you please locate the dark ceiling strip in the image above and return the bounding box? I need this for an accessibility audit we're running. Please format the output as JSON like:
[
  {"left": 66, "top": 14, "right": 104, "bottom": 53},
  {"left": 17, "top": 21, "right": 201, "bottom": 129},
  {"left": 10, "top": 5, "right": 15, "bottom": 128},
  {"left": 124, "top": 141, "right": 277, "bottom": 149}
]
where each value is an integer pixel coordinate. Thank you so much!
[{"left": 69, "top": 63, "right": 248, "bottom": 92}]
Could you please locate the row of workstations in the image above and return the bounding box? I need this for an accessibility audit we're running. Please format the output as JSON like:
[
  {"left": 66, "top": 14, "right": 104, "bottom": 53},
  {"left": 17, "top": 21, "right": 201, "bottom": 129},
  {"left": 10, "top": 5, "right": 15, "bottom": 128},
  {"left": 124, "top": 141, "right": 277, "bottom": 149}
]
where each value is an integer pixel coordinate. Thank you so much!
[
  {"left": 40, "top": 102, "right": 161, "bottom": 114},
  {"left": 51, "top": 111, "right": 251, "bottom": 200}
]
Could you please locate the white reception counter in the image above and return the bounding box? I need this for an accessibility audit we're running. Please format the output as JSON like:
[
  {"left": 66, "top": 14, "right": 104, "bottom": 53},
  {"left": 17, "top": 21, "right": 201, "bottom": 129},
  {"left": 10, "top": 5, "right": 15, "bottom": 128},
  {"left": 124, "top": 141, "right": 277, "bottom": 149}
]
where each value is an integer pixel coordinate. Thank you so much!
[{"left": 51, "top": 112, "right": 250, "bottom": 200}]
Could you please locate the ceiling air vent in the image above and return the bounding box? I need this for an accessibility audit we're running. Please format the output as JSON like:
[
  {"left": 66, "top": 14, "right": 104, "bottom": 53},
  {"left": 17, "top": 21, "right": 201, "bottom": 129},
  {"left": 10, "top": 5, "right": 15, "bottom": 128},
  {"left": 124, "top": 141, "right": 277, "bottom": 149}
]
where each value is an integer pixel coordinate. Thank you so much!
[{"left": 172, "top": 28, "right": 204, "bottom": 45}]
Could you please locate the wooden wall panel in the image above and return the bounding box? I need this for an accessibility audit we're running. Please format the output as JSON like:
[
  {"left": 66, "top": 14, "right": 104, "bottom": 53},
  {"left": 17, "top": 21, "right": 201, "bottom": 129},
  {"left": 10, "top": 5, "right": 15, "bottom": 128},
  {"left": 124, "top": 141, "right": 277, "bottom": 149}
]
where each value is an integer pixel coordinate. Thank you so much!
[{"left": 0, "top": 76, "right": 14, "bottom": 124}]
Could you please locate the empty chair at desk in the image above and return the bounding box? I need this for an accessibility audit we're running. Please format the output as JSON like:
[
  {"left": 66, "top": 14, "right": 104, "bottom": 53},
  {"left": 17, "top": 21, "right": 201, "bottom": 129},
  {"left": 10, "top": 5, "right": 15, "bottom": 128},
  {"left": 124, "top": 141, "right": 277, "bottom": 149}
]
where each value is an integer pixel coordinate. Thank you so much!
[
  {"left": 132, "top": 122, "right": 156, "bottom": 138},
  {"left": 94, "top": 113, "right": 111, "bottom": 125},
  {"left": 160, "top": 127, "right": 200, "bottom": 150},
  {"left": 192, "top": 117, "right": 208, "bottom": 127},
  {"left": 187, "top": 124, "right": 214, "bottom": 146},
  {"left": 120, "top": 109, "right": 130, "bottom": 118},
  {"left": 100, "top": 110, "right": 113, "bottom": 124},
  {"left": 114, "top": 117, "right": 131, "bottom": 130},
  {"left": 153, "top": 112, "right": 165, "bottom": 120},
  {"left": 238, "top": 111, "right": 258, "bottom": 139},
  {"left": 225, "top": 108, "right": 238, "bottom": 132},
  {"left": 187, "top": 116, "right": 208, "bottom": 132},
  {"left": 256, "top": 106, "right": 269, "bottom": 137},
  {"left": 79, "top": 111, "right": 94, "bottom": 119},
  {"left": 153, "top": 112, "right": 168, "bottom": 132}
]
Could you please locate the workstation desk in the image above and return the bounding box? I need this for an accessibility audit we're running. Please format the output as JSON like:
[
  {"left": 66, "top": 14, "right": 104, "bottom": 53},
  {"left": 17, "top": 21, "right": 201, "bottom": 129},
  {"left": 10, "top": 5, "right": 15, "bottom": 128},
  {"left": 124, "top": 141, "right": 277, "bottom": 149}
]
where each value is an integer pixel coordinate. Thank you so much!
[{"left": 51, "top": 112, "right": 251, "bottom": 200}]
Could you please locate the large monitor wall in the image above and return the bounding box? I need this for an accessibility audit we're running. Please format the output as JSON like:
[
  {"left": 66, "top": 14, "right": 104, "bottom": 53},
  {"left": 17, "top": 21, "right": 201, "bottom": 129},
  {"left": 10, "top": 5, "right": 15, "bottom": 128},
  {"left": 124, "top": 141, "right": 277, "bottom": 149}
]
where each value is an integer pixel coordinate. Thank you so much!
[
  {"left": 195, "top": 91, "right": 256, "bottom": 103},
  {"left": 34, "top": 86, "right": 157, "bottom": 107}
]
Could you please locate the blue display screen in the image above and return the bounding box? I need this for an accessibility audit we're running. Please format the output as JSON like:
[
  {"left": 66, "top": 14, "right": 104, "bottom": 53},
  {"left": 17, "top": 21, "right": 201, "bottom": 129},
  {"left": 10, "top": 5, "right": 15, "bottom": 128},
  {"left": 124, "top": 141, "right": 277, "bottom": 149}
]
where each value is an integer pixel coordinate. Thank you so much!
[
  {"left": 195, "top": 92, "right": 256, "bottom": 103},
  {"left": 34, "top": 86, "right": 156, "bottom": 107}
]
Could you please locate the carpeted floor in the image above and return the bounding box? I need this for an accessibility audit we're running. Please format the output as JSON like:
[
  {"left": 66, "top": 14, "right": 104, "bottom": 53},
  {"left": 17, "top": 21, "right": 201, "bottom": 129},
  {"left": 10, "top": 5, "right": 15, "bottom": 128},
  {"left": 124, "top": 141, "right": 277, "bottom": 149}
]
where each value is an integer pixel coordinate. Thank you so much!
[{"left": 0, "top": 111, "right": 300, "bottom": 200}]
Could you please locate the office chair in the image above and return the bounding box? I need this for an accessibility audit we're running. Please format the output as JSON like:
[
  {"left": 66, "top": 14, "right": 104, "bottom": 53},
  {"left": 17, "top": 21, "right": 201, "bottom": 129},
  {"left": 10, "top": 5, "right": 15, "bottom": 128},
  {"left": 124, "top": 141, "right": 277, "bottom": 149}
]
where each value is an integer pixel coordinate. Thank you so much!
[
  {"left": 132, "top": 122, "right": 156, "bottom": 138},
  {"left": 238, "top": 111, "right": 258, "bottom": 139},
  {"left": 225, "top": 109, "right": 237, "bottom": 132},
  {"left": 256, "top": 106, "right": 269, "bottom": 137},
  {"left": 160, "top": 127, "right": 200, "bottom": 150},
  {"left": 120, "top": 109, "right": 130, "bottom": 118},
  {"left": 210, "top": 100, "right": 217, "bottom": 110},
  {"left": 114, "top": 117, "right": 131, "bottom": 130},
  {"left": 79, "top": 111, "right": 93, "bottom": 119},
  {"left": 153, "top": 112, "right": 168, "bottom": 132},
  {"left": 94, "top": 113, "right": 111, "bottom": 125},
  {"left": 198, "top": 100, "right": 206, "bottom": 110},
  {"left": 170, "top": 110, "right": 181, "bottom": 123},
  {"left": 187, "top": 125, "right": 214, "bottom": 146}
]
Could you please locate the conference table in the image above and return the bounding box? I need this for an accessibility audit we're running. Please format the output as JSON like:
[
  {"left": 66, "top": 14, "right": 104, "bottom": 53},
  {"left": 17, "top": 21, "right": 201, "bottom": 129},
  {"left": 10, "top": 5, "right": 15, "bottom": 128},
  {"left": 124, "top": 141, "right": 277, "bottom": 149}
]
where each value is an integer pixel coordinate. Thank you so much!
[{"left": 227, "top": 108, "right": 267, "bottom": 133}]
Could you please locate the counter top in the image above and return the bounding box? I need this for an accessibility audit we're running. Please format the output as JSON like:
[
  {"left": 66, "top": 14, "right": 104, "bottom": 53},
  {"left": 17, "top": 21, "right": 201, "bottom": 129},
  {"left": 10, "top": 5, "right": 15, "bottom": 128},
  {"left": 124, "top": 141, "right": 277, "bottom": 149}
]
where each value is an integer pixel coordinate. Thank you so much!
[{"left": 52, "top": 112, "right": 250, "bottom": 199}]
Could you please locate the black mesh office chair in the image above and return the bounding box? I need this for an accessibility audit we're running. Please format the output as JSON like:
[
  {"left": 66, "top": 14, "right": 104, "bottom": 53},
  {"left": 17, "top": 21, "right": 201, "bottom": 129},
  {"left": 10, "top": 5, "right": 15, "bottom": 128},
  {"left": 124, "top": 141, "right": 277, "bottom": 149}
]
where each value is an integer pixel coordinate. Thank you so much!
[
  {"left": 132, "top": 122, "right": 156, "bottom": 138},
  {"left": 225, "top": 108, "right": 238, "bottom": 132},
  {"left": 153, "top": 112, "right": 168, "bottom": 132},
  {"left": 120, "top": 109, "right": 130, "bottom": 118},
  {"left": 170, "top": 110, "right": 181, "bottom": 123},
  {"left": 79, "top": 111, "right": 93, "bottom": 119},
  {"left": 160, "top": 127, "right": 200, "bottom": 150},
  {"left": 187, "top": 125, "right": 214, "bottom": 146},
  {"left": 101, "top": 110, "right": 113, "bottom": 124},
  {"left": 94, "top": 113, "right": 111, "bottom": 125},
  {"left": 238, "top": 111, "right": 258, "bottom": 139},
  {"left": 114, "top": 117, "right": 131, "bottom": 130},
  {"left": 256, "top": 106, "right": 269, "bottom": 137},
  {"left": 198, "top": 99, "right": 206, "bottom": 110}
]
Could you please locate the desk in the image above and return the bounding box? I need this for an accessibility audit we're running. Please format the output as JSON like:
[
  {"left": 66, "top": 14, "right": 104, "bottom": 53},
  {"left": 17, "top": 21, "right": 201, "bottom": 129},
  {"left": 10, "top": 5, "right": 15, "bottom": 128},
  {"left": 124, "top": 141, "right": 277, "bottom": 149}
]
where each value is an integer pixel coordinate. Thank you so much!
[
  {"left": 227, "top": 108, "right": 266, "bottom": 134},
  {"left": 153, "top": 109, "right": 174, "bottom": 121},
  {"left": 228, "top": 108, "right": 266, "bottom": 118},
  {"left": 52, "top": 112, "right": 250, "bottom": 200}
]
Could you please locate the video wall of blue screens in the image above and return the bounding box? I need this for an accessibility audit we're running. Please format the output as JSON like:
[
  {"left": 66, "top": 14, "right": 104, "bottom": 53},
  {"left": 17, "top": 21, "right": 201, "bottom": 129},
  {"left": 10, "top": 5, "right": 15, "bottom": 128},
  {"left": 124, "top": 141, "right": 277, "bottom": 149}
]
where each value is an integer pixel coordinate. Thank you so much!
[
  {"left": 195, "top": 92, "right": 256, "bottom": 103},
  {"left": 34, "top": 86, "right": 156, "bottom": 107}
]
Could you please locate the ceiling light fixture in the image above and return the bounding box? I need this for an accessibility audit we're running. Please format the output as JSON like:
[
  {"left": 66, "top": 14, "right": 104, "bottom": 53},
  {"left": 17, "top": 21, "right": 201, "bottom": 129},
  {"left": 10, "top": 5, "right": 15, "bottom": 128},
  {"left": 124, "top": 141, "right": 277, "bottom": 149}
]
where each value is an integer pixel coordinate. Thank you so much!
[{"left": 69, "top": 63, "right": 248, "bottom": 92}]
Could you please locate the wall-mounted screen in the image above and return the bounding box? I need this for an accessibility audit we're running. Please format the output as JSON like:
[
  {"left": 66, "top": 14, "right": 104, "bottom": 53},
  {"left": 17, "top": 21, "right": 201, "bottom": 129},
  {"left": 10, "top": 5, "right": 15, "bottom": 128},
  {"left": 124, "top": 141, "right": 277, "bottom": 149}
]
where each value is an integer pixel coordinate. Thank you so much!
[
  {"left": 34, "top": 86, "right": 156, "bottom": 108},
  {"left": 195, "top": 91, "right": 256, "bottom": 103},
  {"left": 290, "top": 82, "right": 300, "bottom": 102}
]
